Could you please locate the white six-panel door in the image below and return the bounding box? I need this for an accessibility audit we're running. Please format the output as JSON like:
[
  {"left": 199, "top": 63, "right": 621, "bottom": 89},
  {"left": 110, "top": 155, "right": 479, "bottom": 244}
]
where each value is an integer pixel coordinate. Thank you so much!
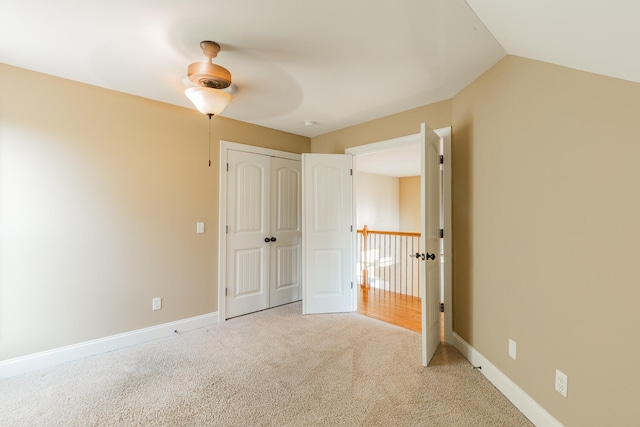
[
  {"left": 302, "top": 154, "right": 354, "bottom": 314},
  {"left": 226, "top": 150, "right": 301, "bottom": 318}
]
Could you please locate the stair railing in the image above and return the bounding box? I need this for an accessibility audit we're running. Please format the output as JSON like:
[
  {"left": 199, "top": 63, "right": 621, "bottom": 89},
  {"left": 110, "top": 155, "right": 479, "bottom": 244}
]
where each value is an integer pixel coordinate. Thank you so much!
[{"left": 356, "top": 225, "right": 422, "bottom": 298}]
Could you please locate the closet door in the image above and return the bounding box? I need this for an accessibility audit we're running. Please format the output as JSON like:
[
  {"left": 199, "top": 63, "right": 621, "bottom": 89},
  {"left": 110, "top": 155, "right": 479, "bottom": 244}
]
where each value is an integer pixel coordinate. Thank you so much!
[
  {"left": 269, "top": 157, "right": 302, "bottom": 307},
  {"left": 226, "top": 150, "right": 270, "bottom": 318}
]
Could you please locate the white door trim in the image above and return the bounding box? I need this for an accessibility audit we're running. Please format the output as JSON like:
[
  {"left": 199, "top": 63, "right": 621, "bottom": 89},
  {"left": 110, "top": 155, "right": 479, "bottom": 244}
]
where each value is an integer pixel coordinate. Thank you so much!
[
  {"left": 345, "top": 126, "right": 453, "bottom": 344},
  {"left": 437, "top": 127, "right": 452, "bottom": 344},
  {"left": 345, "top": 133, "right": 422, "bottom": 156},
  {"left": 218, "top": 141, "right": 302, "bottom": 321}
]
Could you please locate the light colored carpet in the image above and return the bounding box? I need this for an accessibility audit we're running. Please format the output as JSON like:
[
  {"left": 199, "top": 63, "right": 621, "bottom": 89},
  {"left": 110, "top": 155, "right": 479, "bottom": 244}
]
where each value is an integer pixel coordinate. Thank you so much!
[{"left": 0, "top": 302, "right": 533, "bottom": 426}]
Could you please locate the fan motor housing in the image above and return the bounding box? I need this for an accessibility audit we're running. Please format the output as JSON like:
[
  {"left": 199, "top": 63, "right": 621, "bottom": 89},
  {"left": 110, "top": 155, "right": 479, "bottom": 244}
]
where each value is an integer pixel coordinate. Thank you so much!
[{"left": 187, "top": 62, "right": 232, "bottom": 89}]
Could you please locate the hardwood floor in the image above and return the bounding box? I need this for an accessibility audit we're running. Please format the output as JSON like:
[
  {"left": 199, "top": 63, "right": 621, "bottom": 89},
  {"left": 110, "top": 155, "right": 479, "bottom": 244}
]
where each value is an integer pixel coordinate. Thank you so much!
[
  {"left": 357, "top": 287, "right": 445, "bottom": 340},
  {"left": 357, "top": 287, "right": 422, "bottom": 333}
]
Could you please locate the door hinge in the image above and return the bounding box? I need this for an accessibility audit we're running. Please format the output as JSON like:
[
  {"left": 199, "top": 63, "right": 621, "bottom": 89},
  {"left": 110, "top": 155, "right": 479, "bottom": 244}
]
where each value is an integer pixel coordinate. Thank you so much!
[
  {"left": 225, "top": 288, "right": 228, "bottom": 296},
  {"left": 351, "top": 225, "right": 353, "bottom": 232},
  {"left": 226, "top": 225, "right": 229, "bottom": 234},
  {"left": 440, "top": 229, "right": 444, "bottom": 238},
  {"left": 440, "top": 303, "right": 444, "bottom": 313},
  {"left": 350, "top": 169, "right": 353, "bottom": 176},
  {"left": 439, "top": 155, "right": 444, "bottom": 164},
  {"left": 226, "top": 163, "right": 229, "bottom": 172},
  {"left": 351, "top": 282, "right": 354, "bottom": 289}
]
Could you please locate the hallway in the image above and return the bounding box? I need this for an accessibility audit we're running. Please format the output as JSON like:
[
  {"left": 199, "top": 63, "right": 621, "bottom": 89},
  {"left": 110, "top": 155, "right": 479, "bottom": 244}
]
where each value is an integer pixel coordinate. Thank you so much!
[
  {"left": 357, "top": 287, "right": 445, "bottom": 341},
  {"left": 357, "top": 287, "right": 421, "bottom": 333}
]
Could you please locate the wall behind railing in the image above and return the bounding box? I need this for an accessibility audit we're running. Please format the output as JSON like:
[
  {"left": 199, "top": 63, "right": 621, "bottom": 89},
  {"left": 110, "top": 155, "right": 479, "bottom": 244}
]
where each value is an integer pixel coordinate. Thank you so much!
[
  {"left": 399, "top": 176, "right": 420, "bottom": 232},
  {"left": 356, "top": 172, "right": 422, "bottom": 234},
  {"left": 356, "top": 172, "right": 399, "bottom": 231}
]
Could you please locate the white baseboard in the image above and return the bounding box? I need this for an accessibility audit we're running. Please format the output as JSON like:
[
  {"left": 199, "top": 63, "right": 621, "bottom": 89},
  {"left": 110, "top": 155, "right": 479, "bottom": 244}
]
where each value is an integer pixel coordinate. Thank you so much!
[
  {"left": 453, "top": 333, "right": 563, "bottom": 427},
  {"left": 0, "top": 311, "right": 220, "bottom": 379}
]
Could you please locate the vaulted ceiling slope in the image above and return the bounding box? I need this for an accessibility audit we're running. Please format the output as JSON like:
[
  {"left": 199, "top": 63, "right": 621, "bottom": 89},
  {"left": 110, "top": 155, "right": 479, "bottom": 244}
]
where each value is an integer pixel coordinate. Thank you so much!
[
  {"left": 0, "top": 1, "right": 636, "bottom": 137},
  {"left": 466, "top": 0, "right": 640, "bottom": 86}
]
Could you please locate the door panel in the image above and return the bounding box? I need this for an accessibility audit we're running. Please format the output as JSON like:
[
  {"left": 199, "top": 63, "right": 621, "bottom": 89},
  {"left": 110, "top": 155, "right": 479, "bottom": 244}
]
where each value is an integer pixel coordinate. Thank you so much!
[
  {"left": 274, "top": 164, "right": 300, "bottom": 232},
  {"left": 234, "top": 249, "right": 264, "bottom": 296},
  {"left": 421, "top": 123, "right": 442, "bottom": 366},
  {"left": 270, "top": 157, "right": 302, "bottom": 307},
  {"left": 274, "top": 245, "right": 298, "bottom": 287},
  {"left": 313, "top": 249, "right": 343, "bottom": 294},
  {"left": 227, "top": 150, "right": 270, "bottom": 318},
  {"left": 302, "top": 154, "right": 354, "bottom": 314},
  {"left": 235, "top": 162, "right": 267, "bottom": 233}
]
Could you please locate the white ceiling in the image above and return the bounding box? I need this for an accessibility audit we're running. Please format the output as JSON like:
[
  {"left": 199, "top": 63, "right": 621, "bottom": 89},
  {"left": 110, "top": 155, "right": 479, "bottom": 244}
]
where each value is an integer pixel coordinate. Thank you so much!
[
  {"left": 355, "top": 144, "right": 421, "bottom": 178},
  {"left": 0, "top": 0, "right": 503, "bottom": 138},
  {"left": 465, "top": 0, "right": 640, "bottom": 85},
  {"left": 1, "top": 1, "right": 637, "bottom": 140}
]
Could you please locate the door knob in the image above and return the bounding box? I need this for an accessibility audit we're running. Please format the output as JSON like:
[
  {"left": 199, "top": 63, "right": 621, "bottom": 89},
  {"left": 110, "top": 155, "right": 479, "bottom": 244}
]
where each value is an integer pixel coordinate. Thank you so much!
[
  {"left": 425, "top": 252, "right": 436, "bottom": 260},
  {"left": 265, "top": 237, "right": 271, "bottom": 243},
  {"left": 270, "top": 237, "right": 277, "bottom": 242},
  {"left": 414, "top": 252, "right": 436, "bottom": 261}
]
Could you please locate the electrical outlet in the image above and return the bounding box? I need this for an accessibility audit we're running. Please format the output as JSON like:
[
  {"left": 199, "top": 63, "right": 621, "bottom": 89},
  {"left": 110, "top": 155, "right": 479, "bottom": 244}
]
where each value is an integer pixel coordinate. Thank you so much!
[
  {"left": 508, "top": 339, "right": 517, "bottom": 360},
  {"left": 555, "top": 369, "right": 568, "bottom": 397},
  {"left": 152, "top": 297, "right": 162, "bottom": 311}
]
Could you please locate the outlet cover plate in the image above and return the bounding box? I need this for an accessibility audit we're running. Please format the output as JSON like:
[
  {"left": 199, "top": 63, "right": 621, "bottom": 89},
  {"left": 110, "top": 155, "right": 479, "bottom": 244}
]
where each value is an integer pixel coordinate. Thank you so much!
[
  {"left": 152, "top": 297, "right": 162, "bottom": 311},
  {"left": 555, "top": 369, "right": 568, "bottom": 397}
]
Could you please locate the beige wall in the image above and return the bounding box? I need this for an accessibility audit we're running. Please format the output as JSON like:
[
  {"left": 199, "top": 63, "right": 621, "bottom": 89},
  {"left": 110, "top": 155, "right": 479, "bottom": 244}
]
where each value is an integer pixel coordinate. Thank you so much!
[
  {"left": 399, "top": 176, "right": 420, "bottom": 233},
  {"left": 356, "top": 174, "right": 421, "bottom": 233},
  {"left": 452, "top": 55, "right": 640, "bottom": 425},
  {"left": 356, "top": 172, "right": 399, "bottom": 231},
  {"left": 0, "top": 63, "right": 309, "bottom": 360}
]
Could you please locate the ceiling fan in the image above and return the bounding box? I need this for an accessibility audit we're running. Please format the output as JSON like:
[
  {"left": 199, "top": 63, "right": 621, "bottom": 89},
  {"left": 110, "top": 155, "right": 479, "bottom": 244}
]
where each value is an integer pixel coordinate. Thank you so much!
[{"left": 184, "top": 41, "right": 233, "bottom": 117}]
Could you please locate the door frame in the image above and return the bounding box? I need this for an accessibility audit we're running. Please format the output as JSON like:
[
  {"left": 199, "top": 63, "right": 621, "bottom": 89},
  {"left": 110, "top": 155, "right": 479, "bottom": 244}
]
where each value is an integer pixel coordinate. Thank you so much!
[
  {"left": 345, "top": 126, "right": 452, "bottom": 344},
  {"left": 218, "top": 141, "right": 302, "bottom": 321}
]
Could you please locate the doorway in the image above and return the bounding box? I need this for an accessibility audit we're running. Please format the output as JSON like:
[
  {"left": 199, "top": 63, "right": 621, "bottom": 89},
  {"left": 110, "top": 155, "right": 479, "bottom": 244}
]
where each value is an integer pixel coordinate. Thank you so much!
[
  {"left": 346, "top": 127, "right": 452, "bottom": 344},
  {"left": 218, "top": 124, "right": 453, "bottom": 366}
]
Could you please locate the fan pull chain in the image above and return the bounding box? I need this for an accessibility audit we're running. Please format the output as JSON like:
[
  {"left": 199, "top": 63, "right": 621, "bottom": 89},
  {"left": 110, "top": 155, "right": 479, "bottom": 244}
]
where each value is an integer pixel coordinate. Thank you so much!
[{"left": 207, "top": 113, "right": 213, "bottom": 167}]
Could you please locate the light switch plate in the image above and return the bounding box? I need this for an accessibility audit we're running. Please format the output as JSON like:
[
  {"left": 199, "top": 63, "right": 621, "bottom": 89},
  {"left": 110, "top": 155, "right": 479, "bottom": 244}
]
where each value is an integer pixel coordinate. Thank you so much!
[
  {"left": 196, "top": 222, "right": 205, "bottom": 234},
  {"left": 508, "top": 339, "right": 517, "bottom": 360}
]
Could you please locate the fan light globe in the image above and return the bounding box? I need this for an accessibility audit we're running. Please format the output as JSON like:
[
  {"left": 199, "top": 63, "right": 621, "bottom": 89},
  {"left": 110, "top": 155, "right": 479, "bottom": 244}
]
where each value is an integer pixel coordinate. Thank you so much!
[{"left": 185, "top": 86, "right": 233, "bottom": 116}]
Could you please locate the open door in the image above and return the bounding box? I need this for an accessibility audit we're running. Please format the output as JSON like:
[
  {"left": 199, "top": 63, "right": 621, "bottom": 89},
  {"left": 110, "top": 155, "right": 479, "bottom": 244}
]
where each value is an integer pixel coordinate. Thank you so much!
[
  {"left": 302, "top": 154, "right": 354, "bottom": 314},
  {"left": 301, "top": 127, "right": 440, "bottom": 366},
  {"left": 421, "top": 123, "right": 442, "bottom": 366}
]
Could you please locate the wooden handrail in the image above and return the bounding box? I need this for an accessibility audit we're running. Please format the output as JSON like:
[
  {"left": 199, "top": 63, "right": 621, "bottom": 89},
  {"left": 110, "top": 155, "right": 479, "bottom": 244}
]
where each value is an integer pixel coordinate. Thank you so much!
[{"left": 357, "top": 228, "right": 420, "bottom": 237}]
